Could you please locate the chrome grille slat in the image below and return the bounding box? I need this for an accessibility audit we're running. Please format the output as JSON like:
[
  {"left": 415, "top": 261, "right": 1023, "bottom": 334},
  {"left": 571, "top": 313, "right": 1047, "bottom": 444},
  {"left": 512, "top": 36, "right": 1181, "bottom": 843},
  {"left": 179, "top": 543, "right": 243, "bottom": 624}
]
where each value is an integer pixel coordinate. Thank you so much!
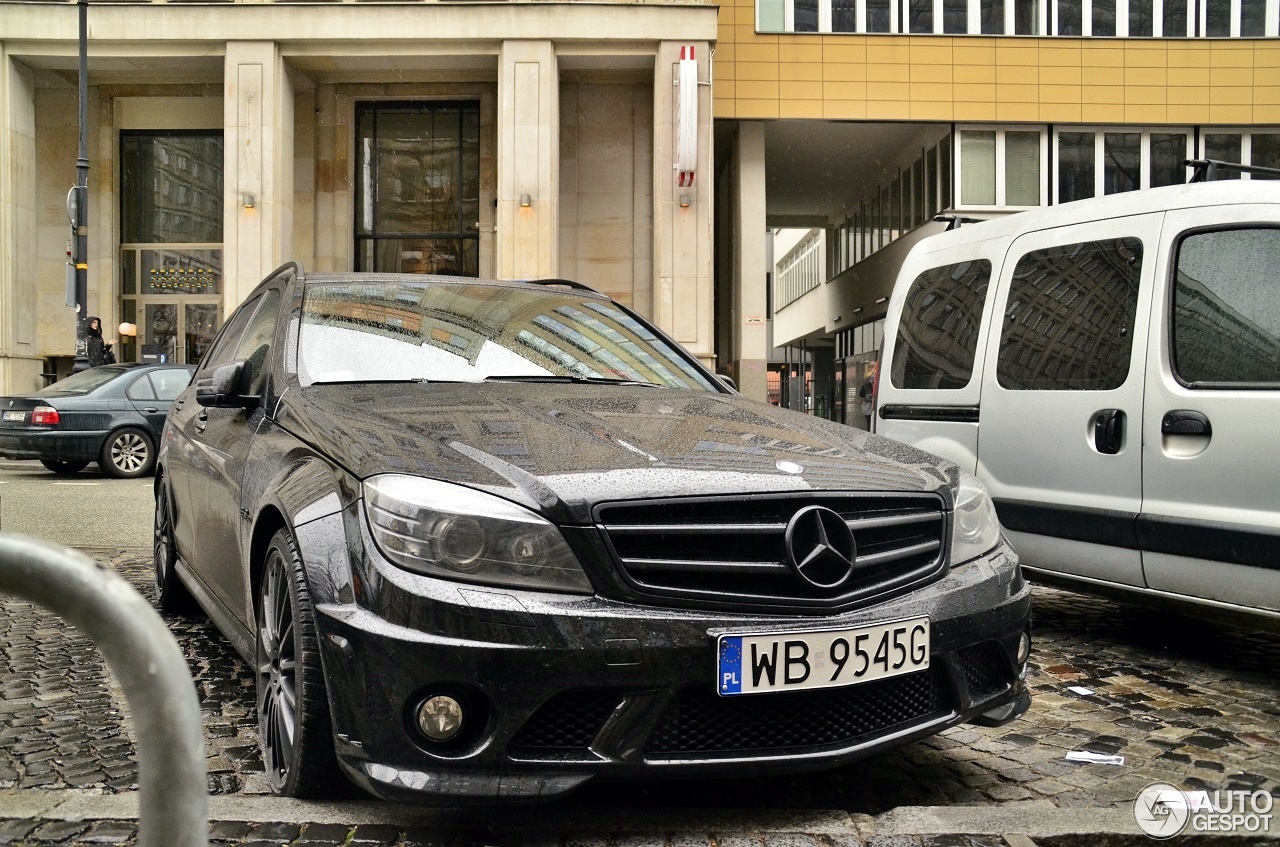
[{"left": 595, "top": 492, "right": 949, "bottom": 611}]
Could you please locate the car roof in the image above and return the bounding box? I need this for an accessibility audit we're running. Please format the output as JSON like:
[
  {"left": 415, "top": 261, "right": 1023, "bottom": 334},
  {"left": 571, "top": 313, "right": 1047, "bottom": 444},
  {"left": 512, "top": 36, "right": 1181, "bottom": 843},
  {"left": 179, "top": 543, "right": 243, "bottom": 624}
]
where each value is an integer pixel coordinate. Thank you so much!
[
  {"left": 918, "top": 180, "right": 1280, "bottom": 255},
  {"left": 297, "top": 271, "right": 608, "bottom": 298}
]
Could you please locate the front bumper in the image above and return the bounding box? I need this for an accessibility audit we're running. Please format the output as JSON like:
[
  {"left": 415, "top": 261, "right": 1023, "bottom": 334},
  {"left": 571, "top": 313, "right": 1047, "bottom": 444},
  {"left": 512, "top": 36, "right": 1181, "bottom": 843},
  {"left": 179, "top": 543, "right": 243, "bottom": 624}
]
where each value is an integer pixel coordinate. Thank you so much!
[
  {"left": 0, "top": 430, "right": 104, "bottom": 462},
  {"left": 307, "top": 526, "right": 1031, "bottom": 803}
]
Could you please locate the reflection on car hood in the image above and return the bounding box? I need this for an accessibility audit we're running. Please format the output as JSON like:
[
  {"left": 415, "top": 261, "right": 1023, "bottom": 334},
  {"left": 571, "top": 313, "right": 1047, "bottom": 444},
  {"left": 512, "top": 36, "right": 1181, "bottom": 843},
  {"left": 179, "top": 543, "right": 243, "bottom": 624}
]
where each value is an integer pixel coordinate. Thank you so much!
[{"left": 278, "top": 383, "right": 954, "bottom": 522}]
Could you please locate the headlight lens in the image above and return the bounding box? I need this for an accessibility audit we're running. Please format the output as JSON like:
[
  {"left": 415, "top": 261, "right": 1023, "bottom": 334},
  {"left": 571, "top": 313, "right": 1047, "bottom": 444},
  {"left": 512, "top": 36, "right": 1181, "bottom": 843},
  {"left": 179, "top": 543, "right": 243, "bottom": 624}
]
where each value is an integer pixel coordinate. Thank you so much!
[
  {"left": 363, "top": 475, "right": 593, "bottom": 594},
  {"left": 950, "top": 470, "right": 1002, "bottom": 565}
]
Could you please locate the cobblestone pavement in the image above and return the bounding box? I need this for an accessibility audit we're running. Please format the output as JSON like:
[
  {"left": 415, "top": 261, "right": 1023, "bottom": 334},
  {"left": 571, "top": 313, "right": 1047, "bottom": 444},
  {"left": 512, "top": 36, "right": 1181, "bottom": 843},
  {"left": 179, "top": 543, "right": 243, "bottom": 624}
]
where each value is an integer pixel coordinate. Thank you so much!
[{"left": 1, "top": 547, "right": 1278, "bottom": 846}]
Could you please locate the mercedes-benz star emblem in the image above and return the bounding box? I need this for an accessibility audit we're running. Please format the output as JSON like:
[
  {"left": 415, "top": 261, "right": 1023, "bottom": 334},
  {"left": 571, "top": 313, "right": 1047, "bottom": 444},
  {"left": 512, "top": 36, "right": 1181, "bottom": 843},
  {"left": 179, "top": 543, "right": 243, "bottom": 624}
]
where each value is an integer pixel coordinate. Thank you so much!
[{"left": 784, "top": 505, "right": 857, "bottom": 588}]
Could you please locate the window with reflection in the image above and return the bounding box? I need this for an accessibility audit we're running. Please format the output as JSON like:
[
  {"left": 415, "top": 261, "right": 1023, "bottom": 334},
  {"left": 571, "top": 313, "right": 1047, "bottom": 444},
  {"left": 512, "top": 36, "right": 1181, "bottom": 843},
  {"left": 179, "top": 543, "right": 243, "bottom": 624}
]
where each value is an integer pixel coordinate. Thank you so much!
[
  {"left": 891, "top": 260, "right": 992, "bottom": 390},
  {"left": 1173, "top": 228, "right": 1280, "bottom": 386},
  {"left": 298, "top": 282, "right": 718, "bottom": 391},
  {"left": 356, "top": 101, "right": 480, "bottom": 276}
]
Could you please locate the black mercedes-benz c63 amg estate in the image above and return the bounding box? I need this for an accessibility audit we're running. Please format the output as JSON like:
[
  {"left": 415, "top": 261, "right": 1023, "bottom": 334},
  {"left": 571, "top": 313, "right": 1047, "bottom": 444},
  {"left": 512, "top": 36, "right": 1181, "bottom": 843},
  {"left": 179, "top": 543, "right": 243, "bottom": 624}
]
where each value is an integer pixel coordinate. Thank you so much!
[{"left": 154, "top": 262, "right": 1031, "bottom": 803}]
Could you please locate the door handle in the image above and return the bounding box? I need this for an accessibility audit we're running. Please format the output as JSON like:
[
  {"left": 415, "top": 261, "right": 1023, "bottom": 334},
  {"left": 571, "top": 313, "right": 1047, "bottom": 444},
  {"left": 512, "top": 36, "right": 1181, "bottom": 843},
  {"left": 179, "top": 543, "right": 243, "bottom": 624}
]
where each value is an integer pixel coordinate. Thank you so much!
[
  {"left": 143, "top": 407, "right": 159, "bottom": 414},
  {"left": 1161, "top": 409, "right": 1211, "bottom": 437},
  {"left": 1093, "top": 409, "right": 1125, "bottom": 455}
]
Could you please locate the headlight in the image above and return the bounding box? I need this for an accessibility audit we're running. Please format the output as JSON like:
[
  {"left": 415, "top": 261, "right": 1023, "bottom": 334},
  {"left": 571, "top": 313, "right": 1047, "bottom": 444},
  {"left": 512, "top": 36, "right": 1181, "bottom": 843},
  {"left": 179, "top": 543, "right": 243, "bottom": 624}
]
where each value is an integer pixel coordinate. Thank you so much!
[
  {"left": 363, "top": 475, "right": 593, "bottom": 594},
  {"left": 950, "top": 470, "right": 1002, "bottom": 565}
]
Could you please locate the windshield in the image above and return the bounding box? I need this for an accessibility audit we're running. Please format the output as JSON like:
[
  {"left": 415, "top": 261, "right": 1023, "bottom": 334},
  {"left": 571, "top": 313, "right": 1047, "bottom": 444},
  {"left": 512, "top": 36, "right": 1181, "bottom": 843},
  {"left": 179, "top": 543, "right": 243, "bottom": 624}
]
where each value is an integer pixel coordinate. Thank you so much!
[
  {"left": 297, "top": 281, "right": 718, "bottom": 391},
  {"left": 35, "top": 366, "right": 129, "bottom": 396}
]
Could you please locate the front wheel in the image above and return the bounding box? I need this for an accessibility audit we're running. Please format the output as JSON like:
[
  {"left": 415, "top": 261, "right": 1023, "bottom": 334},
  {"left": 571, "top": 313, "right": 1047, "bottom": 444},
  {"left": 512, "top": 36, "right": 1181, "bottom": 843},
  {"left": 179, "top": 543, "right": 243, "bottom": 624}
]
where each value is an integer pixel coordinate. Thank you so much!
[
  {"left": 153, "top": 477, "right": 197, "bottom": 614},
  {"left": 256, "top": 528, "right": 341, "bottom": 798},
  {"left": 99, "top": 427, "right": 155, "bottom": 478},
  {"left": 40, "top": 459, "right": 88, "bottom": 475}
]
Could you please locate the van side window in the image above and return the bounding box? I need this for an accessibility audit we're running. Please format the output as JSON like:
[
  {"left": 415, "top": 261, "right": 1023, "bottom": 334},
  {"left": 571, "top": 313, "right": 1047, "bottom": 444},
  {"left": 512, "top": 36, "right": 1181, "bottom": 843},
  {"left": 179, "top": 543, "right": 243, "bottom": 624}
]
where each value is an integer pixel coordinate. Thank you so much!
[
  {"left": 1173, "top": 228, "right": 1280, "bottom": 387},
  {"left": 889, "top": 260, "right": 991, "bottom": 390},
  {"left": 997, "top": 238, "right": 1142, "bottom": 391}
]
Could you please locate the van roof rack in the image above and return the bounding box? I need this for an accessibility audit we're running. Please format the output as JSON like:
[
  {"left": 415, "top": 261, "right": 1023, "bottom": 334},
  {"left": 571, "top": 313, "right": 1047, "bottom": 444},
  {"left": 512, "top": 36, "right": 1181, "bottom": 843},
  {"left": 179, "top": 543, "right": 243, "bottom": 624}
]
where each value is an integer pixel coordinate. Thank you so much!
[
  {"left": 1185, "top": 159, "right": 1280, "bottom": 182},
  {"left": 933, "top": 214, "right": 986, "bottom": 231}
]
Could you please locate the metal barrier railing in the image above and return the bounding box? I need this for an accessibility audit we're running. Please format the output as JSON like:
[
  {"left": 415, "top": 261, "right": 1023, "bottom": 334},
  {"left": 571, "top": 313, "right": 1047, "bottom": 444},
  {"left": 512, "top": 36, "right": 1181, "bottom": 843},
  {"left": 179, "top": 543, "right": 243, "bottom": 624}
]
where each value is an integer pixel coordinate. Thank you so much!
[{"left": 0, "top": 533, "right": 207, "bottom": 847}]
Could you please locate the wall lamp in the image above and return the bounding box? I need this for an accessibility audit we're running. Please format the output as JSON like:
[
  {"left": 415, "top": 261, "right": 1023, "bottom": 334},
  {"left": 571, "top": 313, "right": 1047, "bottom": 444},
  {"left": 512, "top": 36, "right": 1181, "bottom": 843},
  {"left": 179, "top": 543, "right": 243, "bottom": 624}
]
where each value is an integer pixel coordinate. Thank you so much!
[
  {"left": 679, "top": 194, "right": 691, "bottom": 208},
  {"left": 241, "top": 194, "right": 255, "bottom": 209},
  {"left": 519, "top": 194, "right": 532, "bottom": 208}
]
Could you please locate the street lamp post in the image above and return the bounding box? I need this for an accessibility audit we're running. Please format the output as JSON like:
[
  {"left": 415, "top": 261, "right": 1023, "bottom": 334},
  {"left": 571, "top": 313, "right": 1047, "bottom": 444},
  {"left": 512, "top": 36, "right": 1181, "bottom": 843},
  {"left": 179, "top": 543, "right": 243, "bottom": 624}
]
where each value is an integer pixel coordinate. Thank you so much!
[{"left": 70, "top": 0, "right": 90, "bottom": 372}]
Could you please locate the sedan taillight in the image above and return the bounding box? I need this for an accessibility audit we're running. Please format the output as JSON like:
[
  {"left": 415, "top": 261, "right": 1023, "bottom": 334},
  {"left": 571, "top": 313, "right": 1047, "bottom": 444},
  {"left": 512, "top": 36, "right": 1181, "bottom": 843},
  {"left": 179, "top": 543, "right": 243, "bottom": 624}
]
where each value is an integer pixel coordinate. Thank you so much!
[{"left": 30, "top": 406, "right": 60, "bottom": 426}]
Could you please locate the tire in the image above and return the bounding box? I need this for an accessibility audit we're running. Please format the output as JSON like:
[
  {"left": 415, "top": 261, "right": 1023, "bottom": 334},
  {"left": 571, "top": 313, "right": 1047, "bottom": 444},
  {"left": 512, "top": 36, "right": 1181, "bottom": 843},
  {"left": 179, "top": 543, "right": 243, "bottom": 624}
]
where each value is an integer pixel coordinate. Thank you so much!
[
  {"left": 256, "top": 528, "right": 340, "bottom": 798},
  {"left": 99, "top": 427, "right": 155, "bottom": 478},
  {"left": 40, "top": 459, "right": 88, "bottom": 475},
  {"left": 153, "top": 477, "right": 197, "bottom": 615}
]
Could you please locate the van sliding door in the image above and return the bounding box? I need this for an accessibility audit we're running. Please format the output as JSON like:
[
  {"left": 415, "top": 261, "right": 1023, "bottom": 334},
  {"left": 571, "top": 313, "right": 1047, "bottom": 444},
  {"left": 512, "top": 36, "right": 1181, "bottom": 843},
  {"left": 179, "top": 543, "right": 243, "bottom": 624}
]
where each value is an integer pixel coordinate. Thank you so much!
[
  {"left": 976, "top": 214, "right": 1163, "bottom": 587},
  {"left": 1141, "top": 211, "right": 1280, "bottom": 614}
]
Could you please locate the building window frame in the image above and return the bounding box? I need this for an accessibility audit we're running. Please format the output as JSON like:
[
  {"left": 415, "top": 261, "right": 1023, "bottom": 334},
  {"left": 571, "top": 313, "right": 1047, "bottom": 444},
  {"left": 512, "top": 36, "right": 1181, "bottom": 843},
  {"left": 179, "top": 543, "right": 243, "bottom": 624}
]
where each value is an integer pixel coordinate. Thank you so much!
[
  {"left": 1052, "top": 126, "right": 1194, "bottom": 203},
  {"left": 1197, "top": 128, "right": 1280, "bottom": 176},
  {"left": 955, "top": 126, "right": 1048, "bottom": 213}
]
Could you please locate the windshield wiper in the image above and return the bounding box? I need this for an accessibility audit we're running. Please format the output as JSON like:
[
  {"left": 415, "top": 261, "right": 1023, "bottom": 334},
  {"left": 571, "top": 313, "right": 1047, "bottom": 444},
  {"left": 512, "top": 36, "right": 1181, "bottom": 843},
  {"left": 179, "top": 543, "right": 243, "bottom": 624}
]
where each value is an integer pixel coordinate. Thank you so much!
[{"left": 483, "top": 374, "right": 662, "bottom": 387}]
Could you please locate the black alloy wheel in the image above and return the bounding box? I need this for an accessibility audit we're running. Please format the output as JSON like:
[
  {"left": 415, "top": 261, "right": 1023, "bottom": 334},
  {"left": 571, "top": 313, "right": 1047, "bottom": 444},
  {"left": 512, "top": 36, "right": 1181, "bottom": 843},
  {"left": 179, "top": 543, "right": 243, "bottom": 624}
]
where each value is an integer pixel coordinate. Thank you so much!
[
  {"left": 153, "top": 477, "right": 197, "bottom": 614},
  {"left": 40, "top": 459, "right": 89, "bottom": 475},
  {"left": 100, "top": 426, "right": 155, "bottom": 478},
  {"left": 256, "top": 528, "right": 339, "bottom": 798}
]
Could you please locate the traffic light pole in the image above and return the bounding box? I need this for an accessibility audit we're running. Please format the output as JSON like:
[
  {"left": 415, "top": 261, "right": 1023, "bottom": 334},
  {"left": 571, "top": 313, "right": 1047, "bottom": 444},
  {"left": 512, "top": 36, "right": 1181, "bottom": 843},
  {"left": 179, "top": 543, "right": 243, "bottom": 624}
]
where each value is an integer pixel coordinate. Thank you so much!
[{"left": 71, "top": 0, "right": 89, "bottom": 372}]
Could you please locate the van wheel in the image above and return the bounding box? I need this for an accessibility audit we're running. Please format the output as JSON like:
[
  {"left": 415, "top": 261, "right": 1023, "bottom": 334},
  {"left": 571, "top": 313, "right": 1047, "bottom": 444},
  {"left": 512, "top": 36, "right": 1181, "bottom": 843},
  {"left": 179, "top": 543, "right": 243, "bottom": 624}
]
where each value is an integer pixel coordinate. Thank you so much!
[
  {"left": 153, "top": 477, "right": 197, "bottom": 614},
  {"left": 256, "top": 528, "right": 340, "bottom": 798},
  {"left": 40, "top": 459, "right": 88, "bottom": 475},
  {"left": 100, "top": 427, "right": 155, "bottom": 478}
]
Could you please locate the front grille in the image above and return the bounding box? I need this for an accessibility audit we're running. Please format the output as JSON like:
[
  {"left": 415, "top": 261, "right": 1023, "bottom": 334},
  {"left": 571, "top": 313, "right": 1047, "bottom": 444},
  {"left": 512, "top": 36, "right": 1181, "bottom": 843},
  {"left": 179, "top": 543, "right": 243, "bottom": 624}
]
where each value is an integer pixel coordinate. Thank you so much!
[
  {"left": 596, "top": 493, "right": 947, "bottom": 609},
  {"left": 957, "top": 641, "right": 1011, "bottom": 701},
  {"left": 646, "top": 669, "right": 945, "bottom": 755},
  {"left": 508, "top": 690, "right": 623, "bottom": 753}
]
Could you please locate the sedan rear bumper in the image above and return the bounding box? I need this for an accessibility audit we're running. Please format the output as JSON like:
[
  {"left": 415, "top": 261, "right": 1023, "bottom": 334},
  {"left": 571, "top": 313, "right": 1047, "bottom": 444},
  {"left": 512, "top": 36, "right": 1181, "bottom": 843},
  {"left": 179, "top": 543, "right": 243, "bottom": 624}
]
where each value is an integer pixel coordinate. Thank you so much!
[
  {"left": 0, "top": 430, "right": 104, "bottom": 462},
  {"left": 310, "top": 541, "right": 1032, "bottom": 803}
]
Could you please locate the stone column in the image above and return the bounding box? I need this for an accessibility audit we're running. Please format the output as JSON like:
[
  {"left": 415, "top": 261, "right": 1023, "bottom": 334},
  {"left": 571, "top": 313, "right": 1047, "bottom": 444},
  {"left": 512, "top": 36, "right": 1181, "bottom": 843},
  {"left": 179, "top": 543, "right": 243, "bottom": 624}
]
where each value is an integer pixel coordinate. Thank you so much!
[
  {"left": 653, "top": 40, "right": 714, "bottom": 365},
  {"left": 224, "top": 42, "right": 294, "bottom": 309},
  {"left": 0, "top": 51, "right": 41, "bottom": 394},
  {"left": 497, "top": 40, "right": 558, "bottom": 281},
  {"left": 730, "top": 121, "right": 768, "bottom": 401}
]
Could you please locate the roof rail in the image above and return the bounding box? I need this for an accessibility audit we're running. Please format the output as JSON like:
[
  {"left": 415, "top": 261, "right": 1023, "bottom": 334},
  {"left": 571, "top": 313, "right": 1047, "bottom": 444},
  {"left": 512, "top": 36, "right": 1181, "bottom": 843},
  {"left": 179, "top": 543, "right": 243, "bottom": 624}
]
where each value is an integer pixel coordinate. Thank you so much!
[
  {"left": 525, "top": 278, "right": 602, "bottom": 294},
  {"left": 1186, "top": 159, "right": 1280, "bottom": 183},
  {"left": 933, "top": 214, "right": 987, "bottom": 232}
]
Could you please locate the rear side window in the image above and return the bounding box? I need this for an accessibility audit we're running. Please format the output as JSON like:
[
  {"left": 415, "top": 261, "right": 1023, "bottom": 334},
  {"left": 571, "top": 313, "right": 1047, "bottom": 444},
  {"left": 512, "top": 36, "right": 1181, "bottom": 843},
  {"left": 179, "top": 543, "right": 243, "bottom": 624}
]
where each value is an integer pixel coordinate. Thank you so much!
[
  {"left": 1173, "top": 227, "right": 1280, "bottom": 387},
  {"left": 890, "top": 259, "right": 991, "bottom": 390},
  {"left": 997, "top": 237, "right": 1142, "bottom": 390}
]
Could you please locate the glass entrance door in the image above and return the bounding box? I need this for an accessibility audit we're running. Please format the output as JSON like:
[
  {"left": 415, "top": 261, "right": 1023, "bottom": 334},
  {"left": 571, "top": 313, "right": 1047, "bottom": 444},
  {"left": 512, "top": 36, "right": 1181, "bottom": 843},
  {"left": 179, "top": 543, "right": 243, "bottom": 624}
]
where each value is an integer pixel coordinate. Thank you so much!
[{"left": 138, "top": 302, "right": 221, "bottom": 365}]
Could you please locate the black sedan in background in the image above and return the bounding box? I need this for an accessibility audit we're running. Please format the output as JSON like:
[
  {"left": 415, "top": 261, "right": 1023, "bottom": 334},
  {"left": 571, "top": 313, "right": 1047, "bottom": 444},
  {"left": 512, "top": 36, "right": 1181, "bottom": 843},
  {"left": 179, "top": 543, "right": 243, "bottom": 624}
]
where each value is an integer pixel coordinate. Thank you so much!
[
  {"left": 0, "top": 364, "right": 194, "bottom": 477},
  {"left": 155, "top": 262, "right": 1031, "bottom": 804}
]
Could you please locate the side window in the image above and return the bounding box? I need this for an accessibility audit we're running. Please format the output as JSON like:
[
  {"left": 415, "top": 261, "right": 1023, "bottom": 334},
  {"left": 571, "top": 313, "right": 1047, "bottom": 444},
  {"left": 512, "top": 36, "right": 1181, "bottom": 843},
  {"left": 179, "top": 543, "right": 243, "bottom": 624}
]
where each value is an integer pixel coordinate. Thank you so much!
[
  {"left": 997, "top": 237, "right": 1142, "bottom": 390},
  {"left": 1173, "top": 228, "right": 1280, "bottom": 387},
  {"left": 151, "top": 368, "right": 194, "bottom": 400},
  {"left": 126, "top": 373, "right": 157, "bottom": 401},
  {"left": 197, "top": 294, "right": 262, "bottom": 378},
  {"left": 231, "top": 288, "right": 282, "bottom": 395},
  {"left": 890, "top": 260, "right": 991, "bottom": 390}
]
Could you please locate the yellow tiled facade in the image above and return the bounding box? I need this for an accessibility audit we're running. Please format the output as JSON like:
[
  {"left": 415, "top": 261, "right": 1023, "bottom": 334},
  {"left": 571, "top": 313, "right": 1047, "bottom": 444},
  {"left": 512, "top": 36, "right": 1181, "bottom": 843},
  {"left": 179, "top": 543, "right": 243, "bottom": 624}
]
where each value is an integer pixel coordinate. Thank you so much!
[{"left": 715, "top": 1, "right": 1280, "bottom": 124}]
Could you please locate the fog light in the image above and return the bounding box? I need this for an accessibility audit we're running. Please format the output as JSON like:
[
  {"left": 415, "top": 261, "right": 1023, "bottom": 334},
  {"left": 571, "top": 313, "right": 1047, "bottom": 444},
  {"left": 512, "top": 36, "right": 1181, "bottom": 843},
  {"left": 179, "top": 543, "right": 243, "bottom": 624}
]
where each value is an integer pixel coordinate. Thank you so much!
[
  {"left": 1016, "top": 631, "right": 1032, "bottom": 665},
  {"left": 416, "top": 695, "right": 464, "bottom": 742}
]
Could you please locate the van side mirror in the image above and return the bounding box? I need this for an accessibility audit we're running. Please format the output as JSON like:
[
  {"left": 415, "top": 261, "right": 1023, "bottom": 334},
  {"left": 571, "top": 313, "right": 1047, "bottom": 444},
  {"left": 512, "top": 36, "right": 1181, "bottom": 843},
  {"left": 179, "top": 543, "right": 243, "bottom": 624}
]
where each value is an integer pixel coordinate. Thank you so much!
[{"left": 195, "top": 361, "right": 254, "bottom": 408}]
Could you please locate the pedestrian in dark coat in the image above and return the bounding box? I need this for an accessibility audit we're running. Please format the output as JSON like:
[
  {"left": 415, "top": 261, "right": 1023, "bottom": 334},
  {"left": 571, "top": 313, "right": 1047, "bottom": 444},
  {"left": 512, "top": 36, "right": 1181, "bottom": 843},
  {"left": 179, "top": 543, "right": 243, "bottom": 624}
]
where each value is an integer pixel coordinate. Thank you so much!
[{"left": 85, "top": 317, "right": 116, "bottom": 367}]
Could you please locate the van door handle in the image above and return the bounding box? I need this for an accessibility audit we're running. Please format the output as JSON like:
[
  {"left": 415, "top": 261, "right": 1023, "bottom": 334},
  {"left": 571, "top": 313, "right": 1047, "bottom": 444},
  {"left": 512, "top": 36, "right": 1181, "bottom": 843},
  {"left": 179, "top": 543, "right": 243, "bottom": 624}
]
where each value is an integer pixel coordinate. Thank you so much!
[
  {"left": 1094, "top": 409, "right": 1125, "bottom": 455},
  {"left": 1161, "top": 409, "right": 1211, "bottom": 436}
]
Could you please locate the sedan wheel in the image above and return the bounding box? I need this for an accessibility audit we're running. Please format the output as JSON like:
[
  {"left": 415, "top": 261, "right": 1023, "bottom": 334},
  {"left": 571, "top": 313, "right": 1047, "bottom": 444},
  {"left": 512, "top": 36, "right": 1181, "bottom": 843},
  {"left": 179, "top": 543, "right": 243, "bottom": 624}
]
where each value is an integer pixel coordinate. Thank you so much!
[
  {"left": 100, "top": 427, "right": 155, "bottom": 478},
  {"left": 153, "top": 477, "right": 197, "bottom": 614},
  {"left": 40, "top": 459, "right": 89, "bottom": 475},
  {"left": 256, "top": 529, "right": 340, "bottom": 797}
]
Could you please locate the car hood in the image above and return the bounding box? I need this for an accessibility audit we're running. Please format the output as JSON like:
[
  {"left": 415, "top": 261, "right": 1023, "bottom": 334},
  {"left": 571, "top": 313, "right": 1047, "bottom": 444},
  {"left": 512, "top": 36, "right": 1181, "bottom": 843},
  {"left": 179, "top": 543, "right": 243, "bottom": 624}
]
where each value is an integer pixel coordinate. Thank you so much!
[{"left": 277, "top": 382, "right": 955, "bottom": 523}]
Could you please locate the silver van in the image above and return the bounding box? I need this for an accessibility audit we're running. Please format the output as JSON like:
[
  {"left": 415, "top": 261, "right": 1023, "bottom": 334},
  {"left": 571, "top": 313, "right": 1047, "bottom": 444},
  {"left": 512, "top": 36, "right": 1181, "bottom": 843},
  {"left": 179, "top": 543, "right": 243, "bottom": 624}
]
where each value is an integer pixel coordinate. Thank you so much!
[{"left": 876, "top": 178, "right": 1280, "bottom": 628}]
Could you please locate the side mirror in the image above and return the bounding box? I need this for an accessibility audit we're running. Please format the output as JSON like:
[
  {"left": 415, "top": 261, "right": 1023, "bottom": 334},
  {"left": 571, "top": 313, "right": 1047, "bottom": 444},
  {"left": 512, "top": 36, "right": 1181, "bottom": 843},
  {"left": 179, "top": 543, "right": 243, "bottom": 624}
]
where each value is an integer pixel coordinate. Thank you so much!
[
  {"left": 716, "top": 374, "right": 738, "bottom": 392},
  {"left": 195, "top": 361, "right": 253, "bottom": 408}
]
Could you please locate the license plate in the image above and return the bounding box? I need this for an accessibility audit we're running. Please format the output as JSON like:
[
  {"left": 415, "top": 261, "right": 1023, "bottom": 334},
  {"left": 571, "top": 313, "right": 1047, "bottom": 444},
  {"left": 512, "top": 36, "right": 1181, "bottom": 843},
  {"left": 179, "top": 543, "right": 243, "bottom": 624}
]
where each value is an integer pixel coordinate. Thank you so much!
[
  {"left": 2, "top": 411, "right": 24, "bottom": 422},
  {"left": 717, "top": 616, "right": 930, "bottom": 696}
]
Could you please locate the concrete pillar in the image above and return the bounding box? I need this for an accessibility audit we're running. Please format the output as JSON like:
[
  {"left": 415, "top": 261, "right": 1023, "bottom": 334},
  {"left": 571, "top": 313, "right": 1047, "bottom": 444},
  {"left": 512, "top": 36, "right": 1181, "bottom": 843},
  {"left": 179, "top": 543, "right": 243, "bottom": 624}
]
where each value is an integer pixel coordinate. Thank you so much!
[
  {"left": 224, "top": 42, "right": 294, "bottom": 308},
  {"left": 653, "top": 40, "right": 713, "bottom": 365},
  {"left": 497, "top": 40, "right": 558, "bottom": 281},
  {"left": 0, "top": 52, "right": 42, "bottom": 394},
  {"left": 731, "top": 121, "right": 768, "bottom": 401}
]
